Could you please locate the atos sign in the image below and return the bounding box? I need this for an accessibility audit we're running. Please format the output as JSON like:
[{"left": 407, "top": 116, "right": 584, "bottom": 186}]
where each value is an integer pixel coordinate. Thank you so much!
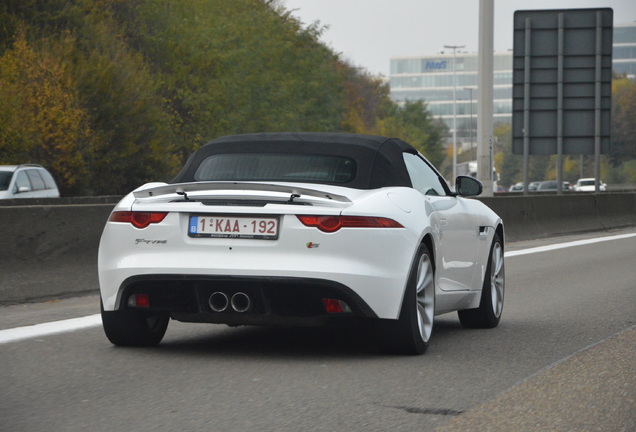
[{"left": 425, "top": 60, "right": 447, "bottom": 70}]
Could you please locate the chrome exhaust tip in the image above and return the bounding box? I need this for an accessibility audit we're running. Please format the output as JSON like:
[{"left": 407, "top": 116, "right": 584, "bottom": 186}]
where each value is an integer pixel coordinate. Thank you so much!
[
  {"left": 231, "top": 292, "right": 251, "bottom": 313},
  {"left": 209, "top": 292, "right": 229, "bottom": 312}
]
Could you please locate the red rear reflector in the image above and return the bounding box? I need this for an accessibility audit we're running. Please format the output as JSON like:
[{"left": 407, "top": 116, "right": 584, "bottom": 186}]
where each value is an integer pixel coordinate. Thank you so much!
[
  {"left": 297, "top": 215, "right": 403, "bottom": 233},
  {"left": 323, "top": 299, "right": 343, "bottom": 313},
  {"left": 128, "top": 294, "right": 150, "bottom": 308},
  {"left": 109, "top": 211, "right": 168, "bottom": 229},
  {"left": 322, "top": 299, "right": 351, "bottom": 313}
]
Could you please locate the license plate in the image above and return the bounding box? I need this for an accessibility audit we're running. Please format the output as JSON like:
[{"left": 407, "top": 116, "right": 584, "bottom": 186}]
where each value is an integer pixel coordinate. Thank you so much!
[{"left": 188, "top": 215, "right": 279, "bottom": 240}]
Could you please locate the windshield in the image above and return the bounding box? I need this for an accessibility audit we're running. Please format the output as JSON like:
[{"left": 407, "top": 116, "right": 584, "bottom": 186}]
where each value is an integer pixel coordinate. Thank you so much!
[
  {"left": 0, "top": 171, "right": 13, "bottom": 191},
  {"left": 194, "top": 154, "right": 356, "bottom": 184}
]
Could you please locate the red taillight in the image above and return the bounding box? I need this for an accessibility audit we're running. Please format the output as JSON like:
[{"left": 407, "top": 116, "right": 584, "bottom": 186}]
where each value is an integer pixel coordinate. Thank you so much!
[
  {"left": 297, "top": 215, "right": 342, "bottom": 232},
  {"left": 296, "top": 215, "right": 403, "bottom": 233},
  {"left": 109, "top": 211, "right": 168, "bottom": 229}
]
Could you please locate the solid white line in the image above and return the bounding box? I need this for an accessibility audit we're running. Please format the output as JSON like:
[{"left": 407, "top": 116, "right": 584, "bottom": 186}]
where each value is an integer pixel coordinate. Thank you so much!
[
  {"left": 0, "top": 314, "right": 101, "bottom": 345},
  {"left": 0, "top": 232, "right": 633, "bottom": 344},
  {"left": 505, "top": 233, "right": 636, "bottom": 258}
]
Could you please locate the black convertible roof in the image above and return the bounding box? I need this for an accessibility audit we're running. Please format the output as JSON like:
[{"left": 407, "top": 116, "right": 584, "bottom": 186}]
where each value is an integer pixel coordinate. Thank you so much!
[{"left": 171, "top": 132, "right": 421, "bottom": 189}]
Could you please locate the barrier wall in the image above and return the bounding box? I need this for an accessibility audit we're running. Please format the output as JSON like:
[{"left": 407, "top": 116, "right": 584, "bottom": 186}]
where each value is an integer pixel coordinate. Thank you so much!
[
  {"left": 1, "top": 193, "right": 634, "bottom": 304},
  {"left": 0, "top": 203, "right": 115, "bottom": 305},
  {"left": 480, "top": 193, "right": 636, "bottom": 242}
]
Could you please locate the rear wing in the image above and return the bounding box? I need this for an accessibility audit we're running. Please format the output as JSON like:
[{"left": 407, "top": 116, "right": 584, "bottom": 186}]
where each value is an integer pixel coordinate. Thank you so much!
[{"left": 133, "top": 182, "right": 352, "bottom": 204}]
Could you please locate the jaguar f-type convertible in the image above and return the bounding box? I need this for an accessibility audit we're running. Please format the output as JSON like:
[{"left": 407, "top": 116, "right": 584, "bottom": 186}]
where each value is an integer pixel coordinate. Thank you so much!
[{"left": 98, "top": 132, "right": 504, "bottom": 354}]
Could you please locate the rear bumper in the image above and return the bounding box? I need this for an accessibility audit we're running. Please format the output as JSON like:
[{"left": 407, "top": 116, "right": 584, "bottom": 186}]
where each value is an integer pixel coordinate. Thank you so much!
[
  {"left": 113, "top": 274, "right": 378, "bottom": 325},
  {"left": 99, "top": 215, "right": 419, "bottom": 319}
]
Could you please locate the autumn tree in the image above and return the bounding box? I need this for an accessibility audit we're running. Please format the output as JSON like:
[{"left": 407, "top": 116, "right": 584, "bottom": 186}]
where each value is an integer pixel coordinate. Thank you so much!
[
  {"left": 611, "top": 76, "right": 636, "bottom": 163},
  {"left": 0, "top": 0, "right": 448, "bottom": 195},
  {"left": 339, "top": 65, "right": 393, "bottom": 134},
  {"left": 0, "top": 33, "right": 89, "bottom": 195},
  {"left": 71, "top": 6, "right": 180, "bottom": 194}
]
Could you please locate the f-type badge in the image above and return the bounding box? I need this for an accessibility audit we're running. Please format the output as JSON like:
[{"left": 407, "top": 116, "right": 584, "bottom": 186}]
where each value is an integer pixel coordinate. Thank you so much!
[
  {"left": 135, "top": 239, "right": 168, "bottom": 245},
  {"left": 306, "top": 242, "right": 320, "bottom": 249}
]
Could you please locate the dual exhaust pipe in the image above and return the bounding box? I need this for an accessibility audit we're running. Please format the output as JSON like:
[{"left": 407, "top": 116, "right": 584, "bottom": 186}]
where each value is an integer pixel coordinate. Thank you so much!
[{"left": 209, "top": 292, "right": 251, "bottom": 313}]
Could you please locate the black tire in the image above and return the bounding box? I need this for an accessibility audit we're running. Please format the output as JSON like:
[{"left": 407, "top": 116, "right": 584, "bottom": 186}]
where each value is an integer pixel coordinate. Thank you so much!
[
  {"left": 458, "top": 233, "right": 505, "bottom": 329},
  {"left": 101, "top": 300, "right": 169, "bottom": 347},
  {"left": 375, "top": 243, "right": 435, "bottom": 355}
]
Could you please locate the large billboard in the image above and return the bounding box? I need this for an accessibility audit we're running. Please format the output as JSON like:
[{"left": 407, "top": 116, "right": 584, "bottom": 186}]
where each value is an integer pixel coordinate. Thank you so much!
[{"left": 512, "top": 8, "right": 613, "bottom": 155}]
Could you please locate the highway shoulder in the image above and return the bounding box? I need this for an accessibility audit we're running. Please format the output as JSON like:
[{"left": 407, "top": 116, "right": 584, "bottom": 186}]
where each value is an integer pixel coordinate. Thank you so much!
[{"left": 435, "top": 325, "right": 636, "bottom": 432}]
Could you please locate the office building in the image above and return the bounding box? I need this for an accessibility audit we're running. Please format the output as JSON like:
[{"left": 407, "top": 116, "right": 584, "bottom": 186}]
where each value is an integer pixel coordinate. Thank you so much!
[{"left": 389, "top": 22, "right": 636, "bottom": 150}]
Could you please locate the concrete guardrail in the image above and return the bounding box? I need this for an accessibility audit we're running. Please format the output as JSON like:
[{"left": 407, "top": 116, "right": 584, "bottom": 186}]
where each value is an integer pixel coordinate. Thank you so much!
[{"left": 1, "top": 193, "right": 634, "bottom": 304}]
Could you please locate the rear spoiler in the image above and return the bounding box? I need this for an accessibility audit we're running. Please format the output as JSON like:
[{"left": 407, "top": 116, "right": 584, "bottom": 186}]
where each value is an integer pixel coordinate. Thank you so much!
[{"left": 133, "top": 181, "right": 352, "bottom": 203}]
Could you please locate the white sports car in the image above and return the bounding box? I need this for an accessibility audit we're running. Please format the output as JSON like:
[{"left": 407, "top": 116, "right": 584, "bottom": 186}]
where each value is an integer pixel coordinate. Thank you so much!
[{"left": 98, "top": 133, "right": 505, "bottom": 354}]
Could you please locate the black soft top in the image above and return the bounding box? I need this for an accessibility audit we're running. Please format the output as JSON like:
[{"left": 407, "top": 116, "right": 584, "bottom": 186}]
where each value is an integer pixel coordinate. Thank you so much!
[{"left": 171, "top": 132, "right": 420, "bottom": 190}]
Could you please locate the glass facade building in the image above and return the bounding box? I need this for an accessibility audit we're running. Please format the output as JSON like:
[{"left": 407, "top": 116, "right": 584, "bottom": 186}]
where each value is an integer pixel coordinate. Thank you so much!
[
  {"left": 613, "top": 22, "right": 636, "bottom": 77},
  {"left": 390, "top": 22, "right": 636, "bottom": 149}
]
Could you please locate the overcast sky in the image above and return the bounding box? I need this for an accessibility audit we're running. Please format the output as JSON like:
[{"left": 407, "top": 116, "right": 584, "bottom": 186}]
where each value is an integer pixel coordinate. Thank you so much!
[{"left": 283, "top": 0, "right": 636, "bottom": 76}]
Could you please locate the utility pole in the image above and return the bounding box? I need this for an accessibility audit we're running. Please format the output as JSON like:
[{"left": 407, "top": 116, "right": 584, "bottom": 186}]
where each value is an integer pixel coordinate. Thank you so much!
[
  {"left": 444, "top": 44, "right": 465, "bottom": 185},
  {"left": 477, "top": 0, "right": 494, "bottom": 196},
  {"left": 464, "top": 87, "right": 475, "bottom": 149}
]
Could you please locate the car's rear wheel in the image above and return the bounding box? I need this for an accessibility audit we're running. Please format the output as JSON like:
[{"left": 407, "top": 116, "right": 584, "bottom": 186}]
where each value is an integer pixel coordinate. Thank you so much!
[
  {"left": 458, "top": 233, "right": 504, "bottom": 328},
  {"left": 376, "top": 243, "right": 435, "bottom": 355},
  {"left": 101, "top": 300, "right": 169, "bottom": 347}
]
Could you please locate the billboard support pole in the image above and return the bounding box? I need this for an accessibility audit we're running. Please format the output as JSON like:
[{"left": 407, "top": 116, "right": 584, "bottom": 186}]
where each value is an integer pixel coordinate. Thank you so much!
[
  {"left": 557, "top": 14, "right": 564, "bottom": 195},
  {"left": 594, "top": 11, "right": 602, "bottom": 192},
  {"left": 522, "top": 18, "right": 531, "bottom": 195}
]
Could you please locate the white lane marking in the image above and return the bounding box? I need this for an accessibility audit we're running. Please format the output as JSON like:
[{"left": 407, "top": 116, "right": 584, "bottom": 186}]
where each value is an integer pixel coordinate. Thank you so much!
[
  {"left": 505, "top": 233, "right": 636, "bottom": 258},
  {"left": 0, "top": 314, "right": 101, "bottom": 344},
  {"left": 1, "top": 232, "right": 634, "bottom": 344}
]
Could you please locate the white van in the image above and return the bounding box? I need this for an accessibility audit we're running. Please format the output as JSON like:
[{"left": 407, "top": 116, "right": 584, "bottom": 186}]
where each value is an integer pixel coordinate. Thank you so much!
[{"left": 0, "top": 164, "right": 60, "bottom": 199}]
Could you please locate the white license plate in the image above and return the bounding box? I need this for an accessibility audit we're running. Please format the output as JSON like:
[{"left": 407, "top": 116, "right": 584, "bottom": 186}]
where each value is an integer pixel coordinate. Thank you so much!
[{"left": 188, "top": 215, "right": 279, "bottom": 239}]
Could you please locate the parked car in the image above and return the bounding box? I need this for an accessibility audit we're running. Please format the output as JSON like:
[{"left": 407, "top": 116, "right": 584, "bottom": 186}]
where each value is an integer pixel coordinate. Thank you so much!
[
  {"left": 0, "top": 164, "right": 60, "bottom": 199},
  {"left": 574, "top": 178, "right": 606, "bottom": 192},
  {"left": 508, "top": 182, "right": 523, "bottom": 192},
  {"left": 535, "top": 180, "right": 573, "bottom": 192},
  {"left": 98, "top": 133, "right": 505, "bottom": 355}
]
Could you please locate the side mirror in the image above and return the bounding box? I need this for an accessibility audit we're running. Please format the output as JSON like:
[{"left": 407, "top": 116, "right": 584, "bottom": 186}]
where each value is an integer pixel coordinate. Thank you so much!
[
  {"left": 455, "top": 176, "right": 483, "bottom": 197},
  {"left": 18, "top": 186, "right": 31, "bottom": 193}
]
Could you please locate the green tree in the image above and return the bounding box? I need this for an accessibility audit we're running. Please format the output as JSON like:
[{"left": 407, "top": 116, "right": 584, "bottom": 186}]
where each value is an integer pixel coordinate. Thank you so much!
[
  {"left": 0, "top": 0, "right": 181, "bottom": 195},
  {"left": 377, "top": 100, "right": 446, "bottom": 166},
  {"left": 115, "top": 0, "right": 346, "bottom": 156},
  {"left": 494, "top": 123, "right": 519, "bottom": 188},
  {"left": 71, "top": 7, "right": 180, "bottom": 194},
  {"left": 0, "top": 0, "right": 446, "bottom": 195}
]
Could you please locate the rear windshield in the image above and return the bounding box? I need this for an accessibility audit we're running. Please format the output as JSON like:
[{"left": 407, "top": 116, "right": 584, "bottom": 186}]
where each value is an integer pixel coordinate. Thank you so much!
[
  {"left": 38, "top": 169, "right": 58, "bottom": 189},
  {"left": 194, "top": 154, "right": 356, "bottom": 184},
  {"left": 0, "top": 171, "right": 13, "bottom": 191}
]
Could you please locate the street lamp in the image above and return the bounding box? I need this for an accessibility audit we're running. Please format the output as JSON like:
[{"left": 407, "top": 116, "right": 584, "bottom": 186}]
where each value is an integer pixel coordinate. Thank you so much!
[
  {"left": 464, "top": 86, "right": 475, "bottom": 149},
  {"left": 444, "top": 44, "right": 465, "bottom": 185}
]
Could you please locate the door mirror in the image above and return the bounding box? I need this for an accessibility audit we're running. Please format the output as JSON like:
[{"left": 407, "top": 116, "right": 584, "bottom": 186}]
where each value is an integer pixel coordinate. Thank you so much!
[{"left": 455, "top": 176, "right": 482, "bottom": 197}]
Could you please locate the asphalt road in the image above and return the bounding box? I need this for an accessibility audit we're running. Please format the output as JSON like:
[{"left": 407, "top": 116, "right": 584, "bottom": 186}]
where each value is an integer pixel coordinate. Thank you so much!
[{"left": 1, "top": 228, "right": 635, "bottom": 432}]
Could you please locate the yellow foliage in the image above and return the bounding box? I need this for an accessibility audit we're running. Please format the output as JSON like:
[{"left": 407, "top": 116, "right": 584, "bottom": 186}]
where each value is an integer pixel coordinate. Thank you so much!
[{"left": 0, "top": 32, "right": 90, "bottom": 193}]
